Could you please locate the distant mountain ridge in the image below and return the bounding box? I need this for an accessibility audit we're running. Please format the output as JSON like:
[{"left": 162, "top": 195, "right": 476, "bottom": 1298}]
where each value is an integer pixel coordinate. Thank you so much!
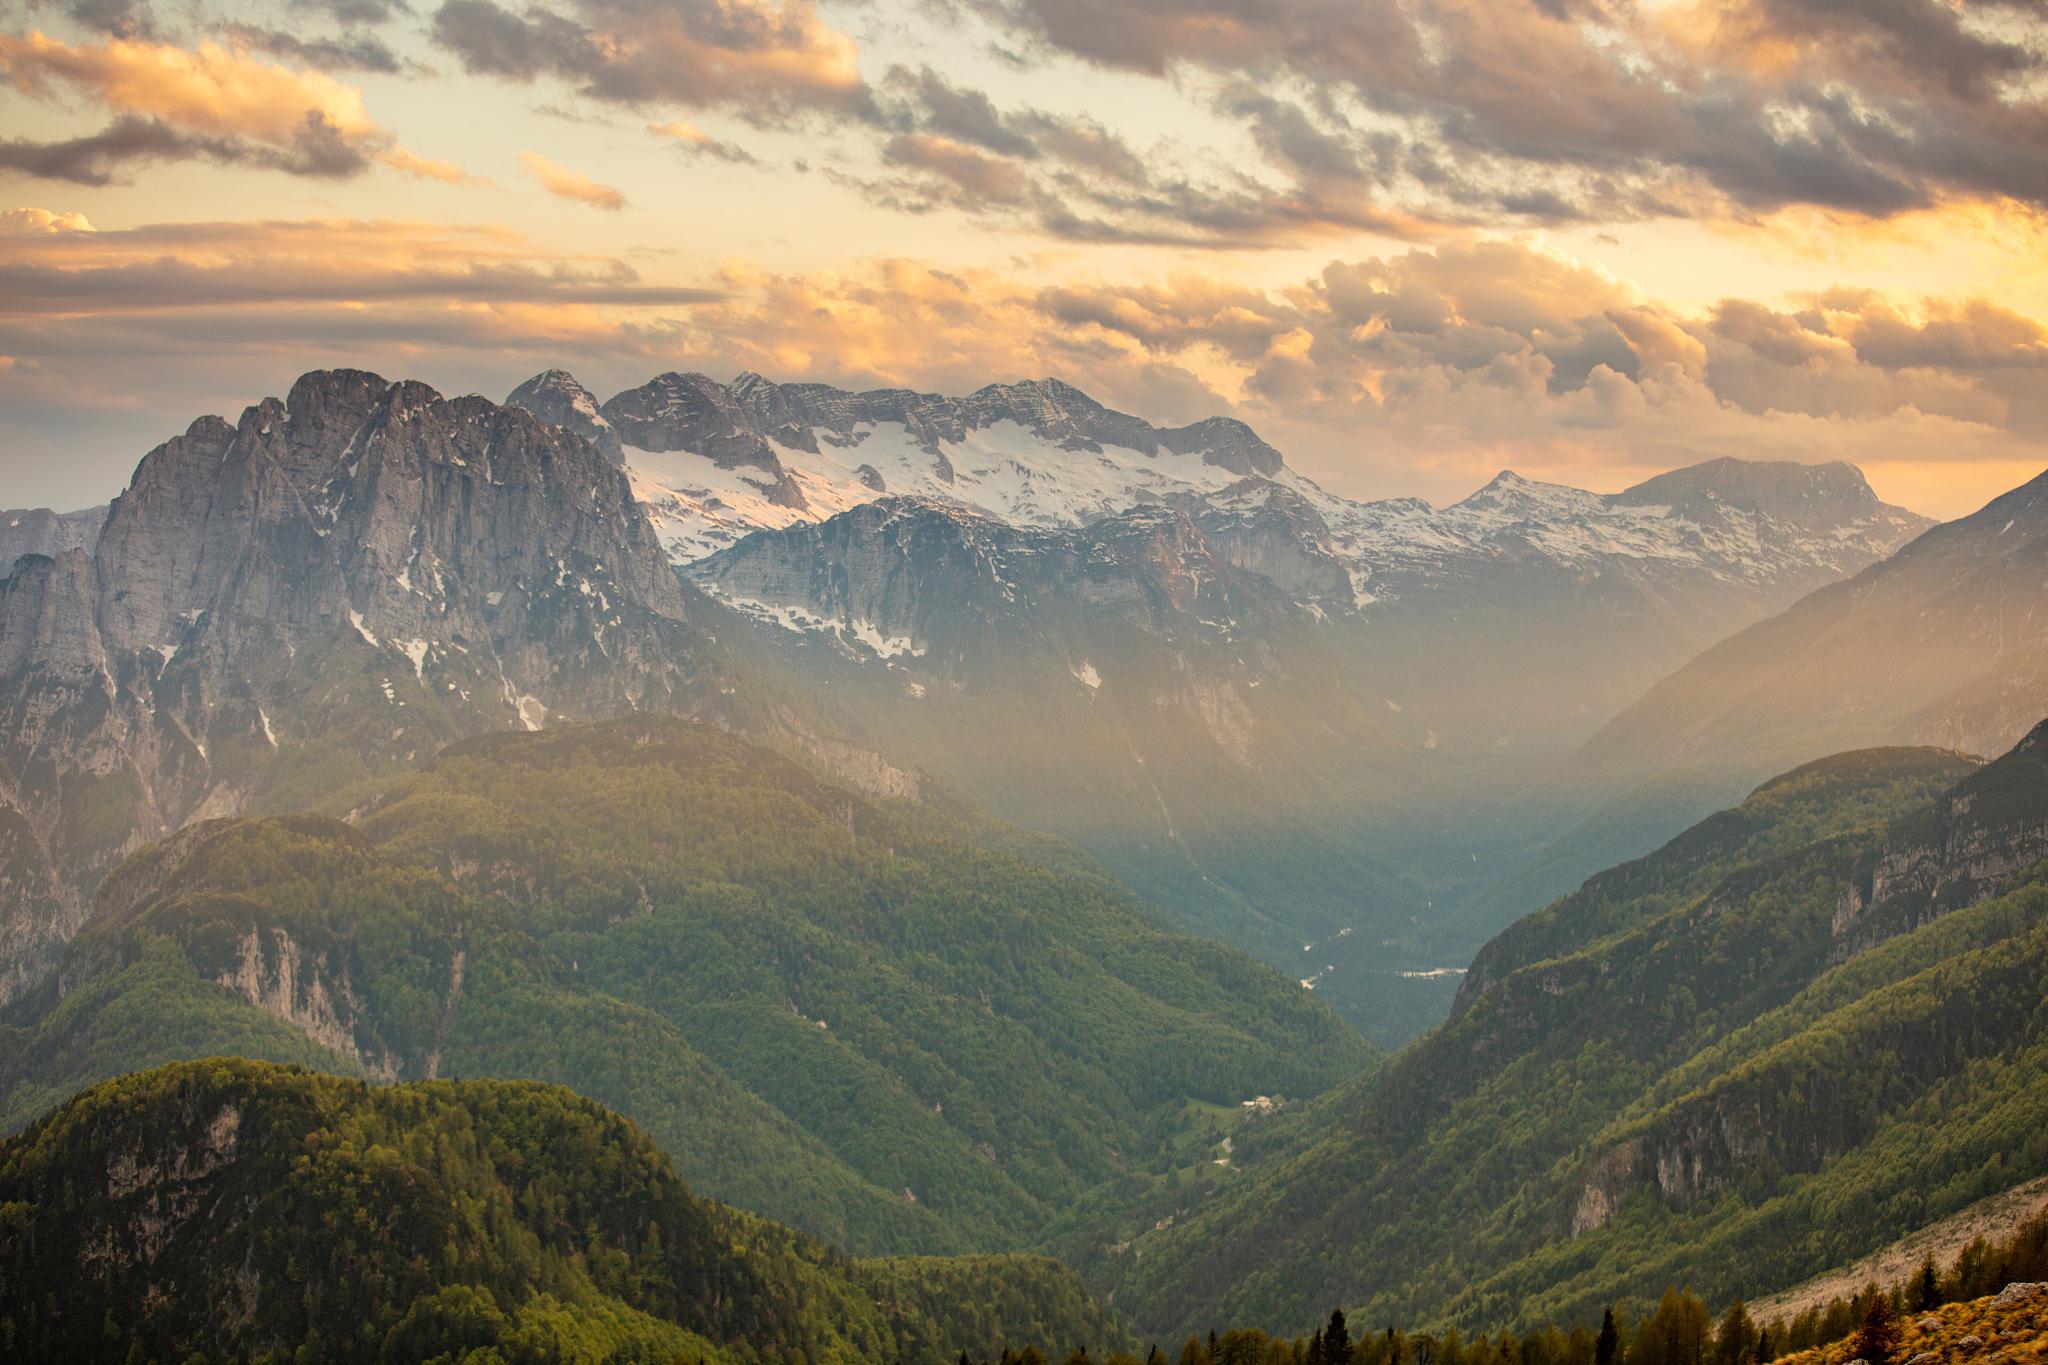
[
  {"left": 508, "top": 368, "right": 1930, "bottom": 757},
  {"left": 1591, "top": 465, "right": 2048, "bottom": 775},
  {"left": 0, "top": 505, "right": 102, "bottom": 570}
]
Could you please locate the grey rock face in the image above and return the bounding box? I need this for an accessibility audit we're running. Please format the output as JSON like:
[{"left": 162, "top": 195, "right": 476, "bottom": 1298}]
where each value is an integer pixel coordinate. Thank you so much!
[
  {"left": 505, "top": 369, "right": 624, "bottom": 463},
  {"left": 0, "top": 369, "right": 739, "bottom": 1003},
  {"left": 0, "top": 505, "right": 105, "bottom": 574}
]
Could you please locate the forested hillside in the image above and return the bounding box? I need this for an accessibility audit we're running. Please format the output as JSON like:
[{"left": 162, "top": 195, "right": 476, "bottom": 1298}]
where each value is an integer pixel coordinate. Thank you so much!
[
  {"left": 0, "top": 720, "right": 1367, "bottom": 1259},
  {"left": 1073, "top": 725, "right": 2048, "bottom": 1337},
  {"left": 0, "top": 1057, "right": 1126, "bottom": 1363}
]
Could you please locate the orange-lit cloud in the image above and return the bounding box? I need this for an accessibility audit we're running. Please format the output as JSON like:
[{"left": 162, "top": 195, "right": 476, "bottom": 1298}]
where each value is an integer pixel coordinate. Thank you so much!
[
  {"left": 0, "top": 30, "right": 472, "bottom": 186},
  {"left": 1, "top": 206, "right": 94, "bottom": 235},
  {"left": 646, "top": 119, "right": 753, "bottom": 164},
  {"left": 378, "top": 148, "right": 486, "bottom": 186},
  {"left": 4, "top": 216, "right": 2043, "bottom": 520},
  {"left": 0, "top": 31, "right": 376, "bottom": 142},
  {"left": 519, "top": 151, "right": 625, "bottom": 210}
]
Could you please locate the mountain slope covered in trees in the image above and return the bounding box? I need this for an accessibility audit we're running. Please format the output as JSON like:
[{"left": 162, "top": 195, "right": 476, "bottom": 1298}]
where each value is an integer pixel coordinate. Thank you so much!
[
  {"left": 0, "top": 1057, "right": 1126, "bottom": 1364},
  {"left": 0, "top": 719, "right": 1367, "bottom": 1261},
  {"left": 1071, "top": 724, "right": 2048, "bottom": 1338}
]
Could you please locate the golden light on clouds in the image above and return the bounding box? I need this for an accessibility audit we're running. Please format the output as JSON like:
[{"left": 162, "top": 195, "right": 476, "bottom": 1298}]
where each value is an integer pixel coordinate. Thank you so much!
[
  {"left": 0, "top": 0, "right": 2042, "bottom": 518},
  {"left": 519, "top": 152, "right": 626, "bottom": 211},
  {"left": 0, "top": 31, "right": 376, "bottom": 141}
]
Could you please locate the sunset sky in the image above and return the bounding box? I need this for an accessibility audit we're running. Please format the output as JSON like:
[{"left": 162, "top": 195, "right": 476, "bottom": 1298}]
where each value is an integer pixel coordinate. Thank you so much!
[{"left": 2, "top": 0, "right": 2045, "bottom": 518}]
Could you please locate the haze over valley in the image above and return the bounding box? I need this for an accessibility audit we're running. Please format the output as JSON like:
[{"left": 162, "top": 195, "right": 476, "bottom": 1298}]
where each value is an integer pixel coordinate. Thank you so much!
[{"left": 4, "top": 0, "right": 2048, "bottom": 1360}]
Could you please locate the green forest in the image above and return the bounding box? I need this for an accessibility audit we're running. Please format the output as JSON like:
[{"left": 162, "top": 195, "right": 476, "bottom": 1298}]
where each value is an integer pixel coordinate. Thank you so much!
[
  {"left": 6, "top": 1057, "right": 2045, "bottom": 1365},
  {"left": 6, "top": 718, "right": 2048, "bottom": 1351},
  {"left": 0, "top": 721, "right": 1365, "bottom": 1262},
  {"left": 1073, "top": 731, "right": 2048, "bottom": 1337}
]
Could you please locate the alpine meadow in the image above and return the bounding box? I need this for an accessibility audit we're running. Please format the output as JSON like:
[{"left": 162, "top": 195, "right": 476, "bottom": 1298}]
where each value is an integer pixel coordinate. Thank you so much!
[{"left": 3, "top": 0, "right": 2048, "bottom": 1361}]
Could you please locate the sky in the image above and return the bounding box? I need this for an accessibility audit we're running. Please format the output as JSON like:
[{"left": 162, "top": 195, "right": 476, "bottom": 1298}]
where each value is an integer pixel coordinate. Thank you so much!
[{"left": 1, "top": 0, "right": 2046, "bottom": 519}]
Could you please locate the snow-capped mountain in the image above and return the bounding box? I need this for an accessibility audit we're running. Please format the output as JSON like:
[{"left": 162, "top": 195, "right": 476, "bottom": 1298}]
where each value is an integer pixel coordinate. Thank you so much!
[
  {"left": 509, "top": 371, "right": 1927, "bottom": 615},
  {"left": 505, "top": 368, "right": 1929, "bottom": 752},
  {"left": 542, "top": 371, "right": 1283, "bottom": 563}
]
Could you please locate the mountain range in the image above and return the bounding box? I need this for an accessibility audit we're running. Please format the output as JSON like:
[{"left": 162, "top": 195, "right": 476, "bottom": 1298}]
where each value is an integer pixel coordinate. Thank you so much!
[
  {"left": 507, "top": 368, "right": 1932, "bottom": 756},
  {"left": 502, "top": 369, "right": 1938, "bottom": 1039},
  {"left": 4, "top": 362, "right": 2048, "bottom": 1353}
]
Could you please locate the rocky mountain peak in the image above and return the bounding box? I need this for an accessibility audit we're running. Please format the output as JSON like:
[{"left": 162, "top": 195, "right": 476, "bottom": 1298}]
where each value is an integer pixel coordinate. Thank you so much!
[
  {"left": 1614, "top": 457, "right": 1921, "bottom": 537},
  {"left": 599, "top": 372, "right": 805, "bottom": 508},
  {"left": 0, "top": 369, "right": 748, "bottom": 1005},
  {"left": 505, "top": 368, "right": 622, "bottom": 463}
]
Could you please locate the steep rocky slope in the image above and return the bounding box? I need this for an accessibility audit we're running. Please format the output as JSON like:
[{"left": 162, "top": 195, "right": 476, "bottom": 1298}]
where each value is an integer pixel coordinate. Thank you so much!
[{"left": 0, "top": 370, "right": 771, "bottom": 1005}]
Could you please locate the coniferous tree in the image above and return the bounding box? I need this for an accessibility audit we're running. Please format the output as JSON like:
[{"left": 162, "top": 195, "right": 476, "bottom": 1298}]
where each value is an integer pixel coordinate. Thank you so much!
[
  {"left": 1327, "top": 1311, "right": 1352, "bottom": 1365},
  {"left": 1714, "top": 1301, "right": 1756, "bottom": 1365},
  {"left": 1916, "top": 1259, "right": 1940, "bottom": 1312},
  {"left": 1596, "top": 1309, "right": 1621, "bottom": 1365},
  {"left": 1853, "top": 1297, "right": 1899, "bottom": 1365}
]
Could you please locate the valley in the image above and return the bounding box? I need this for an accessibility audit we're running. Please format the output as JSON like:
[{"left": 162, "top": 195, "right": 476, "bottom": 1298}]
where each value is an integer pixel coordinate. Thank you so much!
[{"left": 2, "top": 367, "right": 2045, "bottom": 1360}]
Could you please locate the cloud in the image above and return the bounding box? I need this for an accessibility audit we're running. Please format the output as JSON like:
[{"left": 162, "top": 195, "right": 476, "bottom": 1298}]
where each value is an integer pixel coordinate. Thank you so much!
[
  {"left": 0, "top": 30, "right": 459, "bottom": 183},
  {"left": 0, "top": 113, "right": 362, "bottom": 184},
  {"left": 0, "top": 207, "right": 95, "bottom": 234},
  {"left": 291, "top": 0, "right": 414, "bottom": 24},
  {"left": 947, "top": 0, "right": 2048, "bottom": 226},
  {"left": 218, "top": 22, "right": 406, "bottom": 74},
  {"left": 0, "top": 30, "right": 379, "bottom": 142},
  {"left": 429, "top": 0, "right": 867, "bottom": 120},
  {"left": 0, "top": 215, "right": 717, "bottom": 311},
  {"left": 378, "top": 146, "right": 484, "bottom": 184},
  {"left": 4, "top": 210, "right": 2042, "bottom": 519},
  {"left": 846, "top": 63, "right": 1435, "bottom": 247},
  {"left": 646, "top": 119, "right": 754, "bottom": 164},
  {"left": 519, "top": 150, "right": 625, "bottom": 208}
]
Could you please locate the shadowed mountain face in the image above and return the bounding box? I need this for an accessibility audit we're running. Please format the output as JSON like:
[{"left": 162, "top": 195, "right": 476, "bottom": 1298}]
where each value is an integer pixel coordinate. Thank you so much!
[
  {"left": 0, "top": 370, "right": 783, "bottom": 1005},
  {"left": 1072, "top": 723, "right": 2048, "bottom": 1340}
]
